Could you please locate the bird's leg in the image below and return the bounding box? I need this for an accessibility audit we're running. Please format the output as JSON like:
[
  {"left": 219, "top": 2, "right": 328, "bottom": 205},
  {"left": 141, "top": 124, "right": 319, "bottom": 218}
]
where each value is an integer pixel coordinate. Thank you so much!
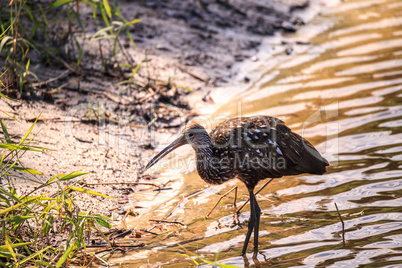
[
  {"left": 236, "top": 178, "right": 274, "bottom": 214},
  {"left": 206, "top": 186, "right": 238, "bottom": 218},
  {"left": 251, "top": 191, "right": 261, "bottom": 255},
  {"left": 242, "top": 189, "right": 256, "bottom": 256}
]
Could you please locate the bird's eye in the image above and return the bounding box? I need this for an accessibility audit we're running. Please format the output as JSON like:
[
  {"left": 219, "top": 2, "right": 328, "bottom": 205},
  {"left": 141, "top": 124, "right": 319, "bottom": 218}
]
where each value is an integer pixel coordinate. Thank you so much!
[{"left": 189, "top": 133, "right": 194, "bottom": 137}]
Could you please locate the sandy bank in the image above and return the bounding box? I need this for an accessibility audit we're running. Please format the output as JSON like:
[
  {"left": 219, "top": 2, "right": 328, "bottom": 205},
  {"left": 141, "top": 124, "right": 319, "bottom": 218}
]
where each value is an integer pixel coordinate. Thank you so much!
[{"left": 1, "top": 0, "right": 325, "bottom": 223}]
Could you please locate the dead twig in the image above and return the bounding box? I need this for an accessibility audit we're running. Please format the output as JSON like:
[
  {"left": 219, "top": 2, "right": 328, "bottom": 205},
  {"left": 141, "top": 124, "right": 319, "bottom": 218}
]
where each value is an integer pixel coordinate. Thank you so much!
[
  {"left": 147, "top": 112, "right": 158, "bottom": 127},
  {"left": 149, "top": 219, "right": 185, "bottom": 226},
  {"left": 161, "top": 179, "right": 172, "bottom": 187},
  {"left": 74, "top": 136, "right": 93, "bottom": 143},
  {"left": 53, "top": 55, "right": 80, "bottom": 74},
  {"left": 117, "top": 37, "right": 135, "bottom": 67},
  {"left": 140, "top": 230, "right": 159, "bottom": 236},
  {"left": 46, "top": 76, "right": 82, "bottom": 95},
  {"left": 139, "top": 86, "right": 164, "bottom": 104},
  {"left": 84, "top": 182, "right": 160, "bottom": 187},
  {"left": 185, "top": 189, "right": 204, "bottom": 198},
  {"left": 114, "top": 243, "right": 145, "bottom": 248},
  {"left": 236, "top": 178, "right": 274, "bottom": 214},
  {"left": 110, "top": 229, "right": 133, "bottom": 240},
  {"left": 89, "top": 243, "right": 145, "bottom": 250},
  {"left": 31, "top": 70, "right": 70, "bottom": 88},
  {"left": 122, "top": 210, "right": 130, "bottom": 230},
  {"left": 206, "top": 186, "right": 237, "bottom": 218},
  {"left": 139, "top": 87, "right": 156, "bottom": 103},
  {"left": 335, "top": 203, "right": 345, "bottom": 247},
  {"left": 25, "top": 117, "right": 81, "bottom": 123},
  {"left": 164, "top": 196, "right": 185, "bottom": 220},
  {"left": 152, "top": 187, "right": 172, "bottom": 191},
  {"left": 176, "top": 65, "right": 209, "bottom": 82},
  {"left": 84, "top": 255, "right": 96, "bottom": 268}
]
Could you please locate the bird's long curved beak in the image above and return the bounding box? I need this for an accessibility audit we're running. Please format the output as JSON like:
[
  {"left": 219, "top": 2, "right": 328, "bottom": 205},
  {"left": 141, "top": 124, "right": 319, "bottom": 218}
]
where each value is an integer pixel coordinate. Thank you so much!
[{"left": 145, "top": 136, "right": 186, "bottom": 170}]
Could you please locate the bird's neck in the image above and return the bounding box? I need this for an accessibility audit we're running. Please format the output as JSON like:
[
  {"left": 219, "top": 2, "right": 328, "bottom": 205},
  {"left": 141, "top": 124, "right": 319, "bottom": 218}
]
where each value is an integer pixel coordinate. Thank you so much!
[
  {"left": 193, "top": 135, "right": 230, "bottom": 185},
  {"left": 193, "top": 134, "right": 214, "bottom": 159}
]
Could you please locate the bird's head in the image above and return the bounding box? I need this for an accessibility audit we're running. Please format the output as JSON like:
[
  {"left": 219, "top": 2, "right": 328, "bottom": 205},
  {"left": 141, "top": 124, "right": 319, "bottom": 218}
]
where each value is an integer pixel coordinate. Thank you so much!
[{"left": 145, "top": 122, "right": 209, "bottom": 170}]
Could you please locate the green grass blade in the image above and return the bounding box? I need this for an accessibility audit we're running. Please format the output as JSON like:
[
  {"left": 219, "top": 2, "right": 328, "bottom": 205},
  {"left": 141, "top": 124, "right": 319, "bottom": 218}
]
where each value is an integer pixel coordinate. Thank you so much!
[
  {"left": 125, "top": 19, "right": 142, "bottom": 26},
  {"left": 19, "top": 116, "right": 39, "bottom": 146},
  {"left": 46, "top": 170, "right": 87, "bottom": 184},
  {"left": 93, "top": 221, "right": 112, "bottom": 247},
  {"left": 0, "top": 120, "right": 12, "bottom": 143},
  {"left": 74, "top": 37, "right": 83, "bottom": 66},
  {"left": 132, "top": 61, "right": 142, "bottom": 77},
  {"left": 0, "top": 110, "right": 18, "bottom": 120},
  {"left": 4, "top": 233, "right": 17, "bottom": 262},
  {"left": 90, "top": 214, "right": 112, "bottom": 228},
  {"left": 55, "top": 239, "right": 78, "bottom": 268},
  {"left": 175, "top": 83, "right": 196, "bottom": 92},
  {"left": 34, "top": 260, "right": 55, "bottom": 267},
  {"left": 0, "top": 36, "right": 12, "bottom": 54},
  {"left": 58, "top": 171, "right": 87, "bottom": 182},
  {"left": 49, "top": 0, "right": 75, "bottom": 9},
  {"left": 0, "top": 259, "right": 13, "bottom": 268},
  {"left": 23, "top": 3, "right": 34, "bottom": 21},
  {"left": 5, "top": 215, "right": 35, "bottom": 223},
  {"left": 0, "top": 251, "right": 25, "bottom": 259},
  {"left": 11, "top": 166, "right": 44, "bottom": 175},
  {"left": 124, "top": 27, "right": 135, "bottom": 46},
  {"left": 4, "top": 173, "right": 45, "bottom": 185},
  {"left": 197, "top": 255, "right": 239, "bottom": 268},
  {"left": 0, "top": 196, "right": 39, "bottom": 215},
  {"left": 89, "top": 26, "right": 113, "bottom": 41},
  {"left": 0, "top": 188, "right": 21, "bottom": 204},
  {"left": 18, "top": 246, "right": 51, "bottom": 266},
  {"left": 103, "top": 0, "right": 112, "bottom": 18},
  {"left": 0, "top": 25, "right": 11, "bottom": 39},
  {"left": 68, "top": 186, "right": 116, "bottom": 199},
  {"left": 99, "top": 3, "right": 111, "bottom": 32},
  {"left": 180, "top": 254, "right": 199, "bottom": 266},
  {"left": 26, "top": 59, "right": 30, "bottom": 72},
  {"left": 72, "top": 10, "right": 85, "bottom": 33},
  {"left": 0, "top": 143, "right": 43, "bottom": 151}
]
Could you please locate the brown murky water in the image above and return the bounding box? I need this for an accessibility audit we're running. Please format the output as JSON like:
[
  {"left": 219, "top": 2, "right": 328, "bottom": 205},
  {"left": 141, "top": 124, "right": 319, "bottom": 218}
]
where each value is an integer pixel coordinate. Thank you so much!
[{"left": 112, "top": 0, "right": 402, "bottom": 266}]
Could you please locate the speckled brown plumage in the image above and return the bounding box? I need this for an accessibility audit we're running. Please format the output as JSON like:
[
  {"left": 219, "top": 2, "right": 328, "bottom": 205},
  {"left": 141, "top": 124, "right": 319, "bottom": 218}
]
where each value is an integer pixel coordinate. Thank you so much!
[
  {"left": 184, "top": 116, "right": 329, "bottom": 189},
  {"left": 146, "top": 115, "right": 329, "bottom": 256}
]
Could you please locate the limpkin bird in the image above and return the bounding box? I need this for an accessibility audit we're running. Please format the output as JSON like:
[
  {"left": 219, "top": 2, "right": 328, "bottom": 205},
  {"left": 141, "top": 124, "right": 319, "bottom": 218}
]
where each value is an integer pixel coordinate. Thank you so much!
[{"left": 146, "top": 116, "right": 329, "bottom": 255}]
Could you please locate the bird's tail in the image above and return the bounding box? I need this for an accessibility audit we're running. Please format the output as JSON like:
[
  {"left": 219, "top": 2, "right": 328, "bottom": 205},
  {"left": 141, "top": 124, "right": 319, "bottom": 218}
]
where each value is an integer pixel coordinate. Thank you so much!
[{"left": 296, "top": 139, "right": 329, "bottom": 175}]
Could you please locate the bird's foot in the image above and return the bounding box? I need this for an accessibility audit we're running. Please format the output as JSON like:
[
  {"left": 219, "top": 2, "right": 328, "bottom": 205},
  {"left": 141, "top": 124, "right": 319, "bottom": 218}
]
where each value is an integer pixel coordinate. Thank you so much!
[
  {"left": 253, "top": 249, "right": 259, "bottom": 259},
  {"left": 242, "top": 253, "right": 250, "bottom": 266},
  {"left": 252, "top": 253, "right": 261, "bottom": 268}
]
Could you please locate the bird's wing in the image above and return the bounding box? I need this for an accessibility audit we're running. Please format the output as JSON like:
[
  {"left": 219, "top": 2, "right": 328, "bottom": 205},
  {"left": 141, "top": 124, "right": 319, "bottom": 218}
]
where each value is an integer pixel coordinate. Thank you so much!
[{"left": 211, "top": 116, "right": 328, "bottom": 176}]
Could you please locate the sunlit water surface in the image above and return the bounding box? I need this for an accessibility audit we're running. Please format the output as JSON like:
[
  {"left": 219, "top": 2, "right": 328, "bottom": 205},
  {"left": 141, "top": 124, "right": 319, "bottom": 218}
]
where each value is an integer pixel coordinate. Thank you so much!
[{"left": 111, "top": 0, "right": 402, "bottom": 266}]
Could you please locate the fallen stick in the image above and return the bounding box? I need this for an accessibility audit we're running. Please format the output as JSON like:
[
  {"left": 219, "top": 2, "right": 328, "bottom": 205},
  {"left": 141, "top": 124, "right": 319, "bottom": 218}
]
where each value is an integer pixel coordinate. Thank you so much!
[
  {"left": 152, "top": 187, "right": 172, "bottom": 192},
  {"left": 84, "top": 182, "right": 160, "bottom": 187},
  {"left": 88, "top": 243, "right": 145, "bottom": 249},
  {"left": 149, "top": 219, "right": 185, "bottom": 226},
  {"left": 206, "top": 186, "right": 238, "bottom": 218},
  {"left": 31, "top": 70, "right": 70, "bottom": 87},
  {"left": 335, "top": 203, "right": 346, "bottom": 246}
]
